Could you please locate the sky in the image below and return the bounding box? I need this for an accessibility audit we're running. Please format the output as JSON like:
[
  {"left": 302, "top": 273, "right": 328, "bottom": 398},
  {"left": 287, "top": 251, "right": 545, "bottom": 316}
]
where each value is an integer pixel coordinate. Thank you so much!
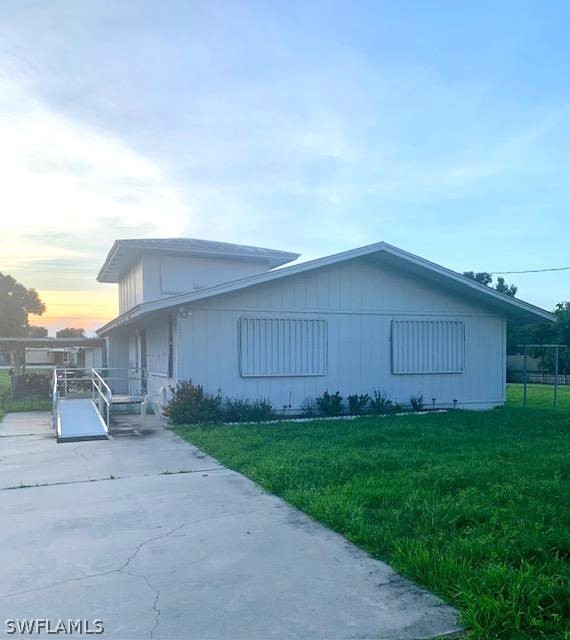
[{"left": 0, "top": 0, "right": 569, "bottom": 335}]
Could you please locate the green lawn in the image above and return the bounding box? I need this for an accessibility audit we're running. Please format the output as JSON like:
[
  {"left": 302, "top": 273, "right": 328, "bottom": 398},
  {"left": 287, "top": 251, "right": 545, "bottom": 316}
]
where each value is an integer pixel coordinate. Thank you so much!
[{"left": 175, "top": 385, "right": 570, "bottom": 639}]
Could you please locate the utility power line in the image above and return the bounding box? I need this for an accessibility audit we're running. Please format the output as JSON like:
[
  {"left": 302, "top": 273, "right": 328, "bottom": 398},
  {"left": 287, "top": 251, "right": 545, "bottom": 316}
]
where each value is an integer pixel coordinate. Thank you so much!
[{"left": 490, "top": 266, "right": 570, "bottom": 275}]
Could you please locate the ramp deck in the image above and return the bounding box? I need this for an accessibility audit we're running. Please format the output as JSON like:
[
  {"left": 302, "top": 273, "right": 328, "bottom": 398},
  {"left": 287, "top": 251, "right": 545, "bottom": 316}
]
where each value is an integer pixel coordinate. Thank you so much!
[{"left": 57, "top": 399, "right": 109, "bottom": 443}]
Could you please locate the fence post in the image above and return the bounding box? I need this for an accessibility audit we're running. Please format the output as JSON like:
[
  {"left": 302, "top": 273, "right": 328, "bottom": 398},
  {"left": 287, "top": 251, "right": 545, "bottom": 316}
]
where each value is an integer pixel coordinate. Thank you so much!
[
  {"left": 523, "top": 346, "right": 528, "bottom": 407},
  {"left": 554, "top": 346, "right": 559, "bottom": 410}
]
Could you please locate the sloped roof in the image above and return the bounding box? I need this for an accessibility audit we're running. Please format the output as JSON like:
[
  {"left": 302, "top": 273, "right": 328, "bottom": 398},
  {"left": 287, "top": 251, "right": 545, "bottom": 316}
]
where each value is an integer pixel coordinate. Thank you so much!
[
  {"left": 97, "top": 238, "right": 300, "bottom": 282},
  {"left": 97, "top": 241, "right": 556, "bottom": 334}
]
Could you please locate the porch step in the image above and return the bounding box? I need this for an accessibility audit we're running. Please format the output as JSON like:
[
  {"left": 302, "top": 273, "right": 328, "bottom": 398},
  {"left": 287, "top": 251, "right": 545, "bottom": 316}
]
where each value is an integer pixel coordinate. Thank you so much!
[
  {"left": 111, "top": 395, "right": 145, "bottom": 405},
  {"left": 57, "top": 399, "right": 109, "bottom": 443}
]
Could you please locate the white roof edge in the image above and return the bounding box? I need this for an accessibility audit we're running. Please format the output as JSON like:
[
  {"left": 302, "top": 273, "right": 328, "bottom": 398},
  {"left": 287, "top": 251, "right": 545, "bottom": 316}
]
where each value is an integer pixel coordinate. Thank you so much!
[
  {"left": 96, "top": 239, "right": 300, "bottom": 283},
  {"left": 97, "top": 241, "right": 556, "bottom": 334}
]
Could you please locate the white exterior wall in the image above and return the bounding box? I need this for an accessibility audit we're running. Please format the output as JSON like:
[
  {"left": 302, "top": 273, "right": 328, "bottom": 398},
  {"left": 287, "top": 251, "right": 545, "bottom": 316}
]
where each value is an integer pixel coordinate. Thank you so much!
[
  {"left": 84, "top": 347, "right": 103, "bottom": 370},
  {"left": 145, "top": 314, "right": 177, "bottom": 409},
  {"left": 25, "top": 349, "right": 55, "bottom": 365},
  {"left": 175, "top": 259, "right": 507, "bottom": 411},
  {"left": 105, "top": 329, "right": 130, "bottom": 394},
  {"left": 118, "top": 260, "right": 144, "bottom": 314},
  {"left": 118, "top": 254, "right": 272, "bottom": 315}
]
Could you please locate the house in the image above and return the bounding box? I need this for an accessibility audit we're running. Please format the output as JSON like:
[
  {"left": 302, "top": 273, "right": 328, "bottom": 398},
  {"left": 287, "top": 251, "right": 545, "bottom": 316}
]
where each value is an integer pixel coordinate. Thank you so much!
[
  {"left": 20, "top": 346, "right": 103, "bottom": 368},
  {"left": 96, "top": 239, "right": 555, "bottom": 413}
]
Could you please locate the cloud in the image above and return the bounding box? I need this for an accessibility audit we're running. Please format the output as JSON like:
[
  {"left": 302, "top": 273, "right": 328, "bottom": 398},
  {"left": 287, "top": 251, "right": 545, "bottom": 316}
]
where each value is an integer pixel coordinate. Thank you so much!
[
  {"left": 0, "top": 0, "right": 568, "bottom": 323},
  {"left": 0, "top": 75, "right": 187, "bottom": 279}
]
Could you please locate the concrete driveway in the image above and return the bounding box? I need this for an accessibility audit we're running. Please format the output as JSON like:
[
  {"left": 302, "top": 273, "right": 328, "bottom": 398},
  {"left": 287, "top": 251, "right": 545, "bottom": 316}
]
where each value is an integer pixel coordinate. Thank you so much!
[{"left": 0, "top": 411, "right": 461, "bottom": 639}]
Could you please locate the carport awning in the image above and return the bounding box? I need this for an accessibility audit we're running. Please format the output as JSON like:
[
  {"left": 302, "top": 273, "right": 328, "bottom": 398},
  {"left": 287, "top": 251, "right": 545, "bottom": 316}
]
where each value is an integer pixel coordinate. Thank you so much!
[{"left": 0, "top": 337, "right": 104, "bottom": 349}]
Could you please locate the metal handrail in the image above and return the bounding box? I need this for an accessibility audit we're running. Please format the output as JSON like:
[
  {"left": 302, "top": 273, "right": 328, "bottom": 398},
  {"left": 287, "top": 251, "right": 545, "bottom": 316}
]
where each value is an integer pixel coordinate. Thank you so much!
[
  {"left": 91, "top": 368, "right": 112, "bottom": 427},
  {"left": 51, "top": 368, "right": 59, "bottom": 429}
]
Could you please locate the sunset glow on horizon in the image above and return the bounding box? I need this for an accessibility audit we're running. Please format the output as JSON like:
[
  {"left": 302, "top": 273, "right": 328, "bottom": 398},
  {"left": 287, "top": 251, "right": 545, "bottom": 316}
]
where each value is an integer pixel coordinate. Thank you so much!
[{"left": 27, "top": 289, "right": 118, "bottom": 336}]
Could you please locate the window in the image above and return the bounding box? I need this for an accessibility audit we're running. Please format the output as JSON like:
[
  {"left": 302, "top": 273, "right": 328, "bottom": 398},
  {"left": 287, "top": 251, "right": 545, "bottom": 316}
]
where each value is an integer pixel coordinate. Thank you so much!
[
  {"left": 391, "top": 319, "right": 465, "bottom": 374},
  {"left": 239, "top": 317, "right": 327, "bottom": 377}
]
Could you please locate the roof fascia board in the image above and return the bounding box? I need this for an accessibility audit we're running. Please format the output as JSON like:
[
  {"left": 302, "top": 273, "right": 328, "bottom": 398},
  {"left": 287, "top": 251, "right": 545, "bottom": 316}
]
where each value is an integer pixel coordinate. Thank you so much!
[
  {"left": 97, "top": 243, "right": 388, "bottom": 333},
  {"left": 380, "top": 243, "right": 556, "bottom": 322},
  {"left": 97, "top": 242, "right": 300, "bottom": 283},
  {"left": 96, "top": 240, "right": 120, "bottom": 282},
  {"left": 97, "top": 241, "right": 555, "bottom": 334}
]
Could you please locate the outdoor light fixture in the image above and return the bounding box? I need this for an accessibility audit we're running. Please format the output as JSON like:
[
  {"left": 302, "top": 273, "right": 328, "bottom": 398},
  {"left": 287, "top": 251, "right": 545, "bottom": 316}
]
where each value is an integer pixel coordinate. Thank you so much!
[{"left": 178, "top": 307, "right": 192, "bottom": 318}]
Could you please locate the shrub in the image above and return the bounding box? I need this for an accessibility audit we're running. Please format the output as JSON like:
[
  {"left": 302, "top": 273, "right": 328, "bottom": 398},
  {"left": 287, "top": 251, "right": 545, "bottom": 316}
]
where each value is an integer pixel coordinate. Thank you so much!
[
  {"left": 370, "top": 388, "right": 392, "bottom": 414},
  {"left": 163, "top": 380, "right": 222, "bottom": 424},
  {"left": 251, "top": 398, "right": 274, "bottom": 422},
  {"left": 300, "top": 398, "right": 318, "bottom": 418},
  {"left": 316, "top": 391, "right": 343, "bottom": 417},
  {"left": 347, "top": 393, "right": 370, "bottom": 415},
  {"left": 223, "top": 397, "right": 253, "bottom": 422},
  {"left": 410, "top": 394, "right": 424, "bottom": 411},
  {"left": 13, "top": 372, "right": 52, "bottom": 399},
  {"left": 223, "top": 397, "right": 274, "bottom": 422}
]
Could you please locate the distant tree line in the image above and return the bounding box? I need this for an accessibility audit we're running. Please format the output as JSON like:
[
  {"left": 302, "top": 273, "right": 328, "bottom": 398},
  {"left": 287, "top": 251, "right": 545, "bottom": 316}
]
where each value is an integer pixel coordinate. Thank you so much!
[
  {"left": 462, "top": 271, "right": 518, "bottom": 297},
  {"left": 463, "top": 270, "right": 569, "bottom": 372}
]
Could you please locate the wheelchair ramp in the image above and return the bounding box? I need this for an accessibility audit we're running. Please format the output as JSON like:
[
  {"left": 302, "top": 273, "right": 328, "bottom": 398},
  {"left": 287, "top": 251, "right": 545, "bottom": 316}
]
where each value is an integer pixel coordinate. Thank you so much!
[{"left": 57, "top": 399, "right": 109, "bottom": 443}]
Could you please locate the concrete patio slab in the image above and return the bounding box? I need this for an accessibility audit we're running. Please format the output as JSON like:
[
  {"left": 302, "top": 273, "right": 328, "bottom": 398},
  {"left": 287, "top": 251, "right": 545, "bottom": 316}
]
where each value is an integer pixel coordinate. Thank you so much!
[{"left": 0, "top": 411, "right": 462, "bottom": 639}]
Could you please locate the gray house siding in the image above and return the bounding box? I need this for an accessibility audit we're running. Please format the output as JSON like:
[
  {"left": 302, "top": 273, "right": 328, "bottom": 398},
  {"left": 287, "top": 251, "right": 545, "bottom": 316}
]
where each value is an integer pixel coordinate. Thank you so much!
[
  {"left": 138, "top": 314, "right": 176, "bottom": 407},
  {"left": 173, "top": 259, "right": 507, "bottom": 411}
]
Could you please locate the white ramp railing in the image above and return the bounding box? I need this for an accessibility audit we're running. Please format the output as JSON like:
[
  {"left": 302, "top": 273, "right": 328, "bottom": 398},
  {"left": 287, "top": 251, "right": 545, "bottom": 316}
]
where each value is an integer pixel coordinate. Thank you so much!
[
  {"left": 52, "top": 367, "right": 113, "bottom": 429},
  {"left": 51, "top": 367, "right": 146, "bottom": 434},
  {"left": 51, "top": 368, "right": 59, "bottom": 428},
  {"left": 91, "top": 368, "right": 112, "bottom": 428}
]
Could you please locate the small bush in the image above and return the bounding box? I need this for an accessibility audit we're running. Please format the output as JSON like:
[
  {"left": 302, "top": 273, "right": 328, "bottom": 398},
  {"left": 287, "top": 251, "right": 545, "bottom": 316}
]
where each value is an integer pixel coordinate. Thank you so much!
[
  {"left": 316, "top": 391, "right": 343, "bottom": 417},
  {"left": 223, "top": 397, "right": 274, "bottom": 422},
  {"left": 410, "top": 394, "right": 424, "bottom": 411},
  {"left": 13, "top": 372, "right": 52, "bottom": 399},
  {"left": 300, "top": 398, "right": 318, "bottom": 418},
  {"left": 370, "top": 388, "right": 392, "bottom": 414},
  {"left": 223, "top": 397, "right": 253, "bottom": 422},
  {"left": 347, "top": 393, "right": 370, "bottom": 415},
  {"left": 163, "top": 380, "right": 222, "bottom": 424},
  {"left": 251, "top": 398, "right": 274, "bottom": 422}
]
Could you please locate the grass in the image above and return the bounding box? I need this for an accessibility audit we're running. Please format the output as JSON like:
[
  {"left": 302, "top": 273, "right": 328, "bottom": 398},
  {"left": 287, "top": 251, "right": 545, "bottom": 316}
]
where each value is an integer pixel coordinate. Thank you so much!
[{"left": 175, "top": 385, "right": 570, "bottom": 639}]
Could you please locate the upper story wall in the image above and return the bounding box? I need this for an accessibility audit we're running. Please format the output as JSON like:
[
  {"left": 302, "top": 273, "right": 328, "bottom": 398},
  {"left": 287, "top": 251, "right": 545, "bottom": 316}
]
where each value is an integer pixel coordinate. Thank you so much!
[
  {"left": 117, "top": 253, "right": 272, "bottom": 314},
  {"left": 118, "top": 260, "right": 143, "bottom": 314}
]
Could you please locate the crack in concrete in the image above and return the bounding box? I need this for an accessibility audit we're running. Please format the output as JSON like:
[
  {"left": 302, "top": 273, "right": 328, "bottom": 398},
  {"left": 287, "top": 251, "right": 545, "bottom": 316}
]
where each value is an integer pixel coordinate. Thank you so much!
[
  {"left": 71, "top": 445, "right": 89, "bottom": 464},
  {"left": 123, "top": 570, "right": 161, "bottom": 639},
  {"left": 1, "top": 523, "right": 186, "bottom": 601},
  {"left": 0, "top": 467, "right": 226, "bottom": 492}
]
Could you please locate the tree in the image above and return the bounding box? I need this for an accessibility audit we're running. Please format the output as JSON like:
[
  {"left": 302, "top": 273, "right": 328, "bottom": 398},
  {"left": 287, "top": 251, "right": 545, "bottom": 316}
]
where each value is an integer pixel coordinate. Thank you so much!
[
  {"left": 463, "top": 271, "right": 517, "bottom": 297},
  {"left": 29, "top": 326, "right": 49, "bottom": 337},
  {"left": 506, "top": 301, "right": 570, "bottom": 372},
  {"left": 463, "top": 271, "right": 493, "bottom": 286},
  {"left": 56, "top": 327, "right": 85, "bottom": 338},
  {"left": 537, "top": 302, "right": 570, "bottom": 372},
  {"left": 495, "top": 277, "right": 517, "bottom": 298},
  {"left": 0, "top": 273, "right": 45, "bottom": 337}
]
